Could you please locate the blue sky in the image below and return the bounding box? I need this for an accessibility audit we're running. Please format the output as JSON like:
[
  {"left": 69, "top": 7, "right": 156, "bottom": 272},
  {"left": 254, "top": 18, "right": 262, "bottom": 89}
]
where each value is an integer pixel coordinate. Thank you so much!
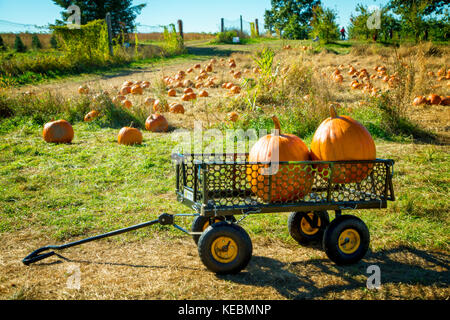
[{"left": 0, "top": 0, "right": 390, "bottom": 33}]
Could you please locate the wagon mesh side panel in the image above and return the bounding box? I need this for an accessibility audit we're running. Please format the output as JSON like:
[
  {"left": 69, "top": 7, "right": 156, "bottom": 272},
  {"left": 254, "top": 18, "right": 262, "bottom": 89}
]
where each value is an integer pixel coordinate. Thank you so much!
[{"left": 177, "top": 154, "right": 393, "bottom": 210}]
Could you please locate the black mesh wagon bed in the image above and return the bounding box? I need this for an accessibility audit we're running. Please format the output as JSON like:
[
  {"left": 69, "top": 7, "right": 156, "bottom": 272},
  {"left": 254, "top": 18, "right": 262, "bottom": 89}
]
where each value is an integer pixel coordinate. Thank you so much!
[{"left": 172, "top": 153, "right": 395, "bottom": 216}]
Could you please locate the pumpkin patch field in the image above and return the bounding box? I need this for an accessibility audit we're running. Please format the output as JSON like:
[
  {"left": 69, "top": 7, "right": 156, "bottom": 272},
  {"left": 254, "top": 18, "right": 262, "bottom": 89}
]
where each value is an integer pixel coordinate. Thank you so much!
[{"left": 0, "top": 40, "right": 449, "bottom": 300}]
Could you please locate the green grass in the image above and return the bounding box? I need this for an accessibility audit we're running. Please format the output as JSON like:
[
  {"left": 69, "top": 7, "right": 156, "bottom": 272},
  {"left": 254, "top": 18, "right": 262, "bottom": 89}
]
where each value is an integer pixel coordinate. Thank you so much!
[{"left": 0, "top": 119, "right": 448, "bottom": 252}]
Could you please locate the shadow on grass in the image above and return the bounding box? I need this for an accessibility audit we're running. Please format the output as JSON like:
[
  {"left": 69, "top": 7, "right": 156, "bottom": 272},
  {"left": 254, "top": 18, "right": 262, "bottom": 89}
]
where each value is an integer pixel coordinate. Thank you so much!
[
  {"left": 186, "top": 46, "right": 240, "bottom": 57},
  {"left": 217, "top": 245, "right": 449, "bottom": 299},
  {"left": 33, "top": 244, "right": 449, "bottom": 299}
]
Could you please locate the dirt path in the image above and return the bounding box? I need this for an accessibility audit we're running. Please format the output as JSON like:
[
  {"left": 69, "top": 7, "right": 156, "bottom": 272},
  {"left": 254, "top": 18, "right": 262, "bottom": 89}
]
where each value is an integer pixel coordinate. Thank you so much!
[{"left": 1, "top": 231, "right": 448, "bottom": 300}]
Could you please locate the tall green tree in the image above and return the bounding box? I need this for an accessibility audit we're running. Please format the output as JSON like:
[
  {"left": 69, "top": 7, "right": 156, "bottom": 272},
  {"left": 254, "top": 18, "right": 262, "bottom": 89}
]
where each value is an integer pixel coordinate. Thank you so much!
[
  {"left": 310, "top": 5, "right": 340, "bottom": 44},
  {"left": 52, "top": 0, "right": 146, "bottom": 36},
  {"left": 388, "top": 0, "right": 447, "bottom": 42},
  {"left": 349, "top": 4, "right": 401, "bottom": 42},
  {"left": 264, "top": 0, "right": 321, "bottom": 39}
]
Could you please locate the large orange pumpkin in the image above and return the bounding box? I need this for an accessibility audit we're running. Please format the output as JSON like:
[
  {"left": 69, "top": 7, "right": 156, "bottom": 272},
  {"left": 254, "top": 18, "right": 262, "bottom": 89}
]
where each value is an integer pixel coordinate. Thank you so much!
[
  {"left": 310, "top": 105, "right": 376, "bottom": 184},
  {"left": 118, "top": 127, "right": 142, "bottom": 146},
  {"left": 145, "top": 114, "right": 169, "bottom": 132},
  {"left": 43, "top": 120, "right": 74, "bottom": 144},
  {"left": 247, "top": 116, "right": 313, "bottom": 203}
]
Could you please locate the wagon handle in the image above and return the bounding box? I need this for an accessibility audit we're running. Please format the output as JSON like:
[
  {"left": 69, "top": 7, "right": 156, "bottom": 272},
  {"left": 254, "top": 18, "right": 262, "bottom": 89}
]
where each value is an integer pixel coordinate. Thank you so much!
[
  {"left": 23, "top": 247, "right": 56, "bottom": 265},
  {"left": 22, "top": 214, "right": 199, "bottom": 266}
]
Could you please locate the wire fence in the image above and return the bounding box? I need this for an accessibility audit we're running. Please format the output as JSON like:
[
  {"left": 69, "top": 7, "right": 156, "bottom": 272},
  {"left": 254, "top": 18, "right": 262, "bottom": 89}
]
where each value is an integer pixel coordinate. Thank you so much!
[
  {"left": 0, "top": 19, "right": 51, "bottom": 34},
  {"left": 221, "top": 17, "right": 267, "bottom": 35}
]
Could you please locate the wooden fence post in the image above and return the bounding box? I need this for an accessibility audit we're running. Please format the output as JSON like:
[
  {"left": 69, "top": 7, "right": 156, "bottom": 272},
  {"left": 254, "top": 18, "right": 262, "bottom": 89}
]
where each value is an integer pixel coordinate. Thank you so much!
[
  {"left": 240, "top": 15, "right": 243, "bottom": 35},
  {"left": 106, "top": 12, "right": 114, "bottom": 56},
  {"left": 255, "top": 19, "right": 259, "bottom": 37},
  {"left": 221, "top": 18, "right": 224, "bottom": 33},
  {"left": 177, "top": 19, "right": 184, "bottom": 40}
]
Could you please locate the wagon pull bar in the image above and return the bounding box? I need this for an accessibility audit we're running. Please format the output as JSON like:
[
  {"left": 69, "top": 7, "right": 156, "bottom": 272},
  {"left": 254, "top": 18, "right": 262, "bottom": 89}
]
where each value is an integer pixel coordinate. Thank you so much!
[{"left": 23, "top": 213, "right": 197, "bottom": 266}]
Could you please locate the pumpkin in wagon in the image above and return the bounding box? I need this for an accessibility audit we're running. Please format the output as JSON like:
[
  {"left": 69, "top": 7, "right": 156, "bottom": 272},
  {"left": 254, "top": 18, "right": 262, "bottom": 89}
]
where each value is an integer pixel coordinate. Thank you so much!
[
  {"left": 247, "top": 116, "right": 313, "bottom": 203},
  {"left": 310, "top": 105, "right": 376, "bottom": 184}
]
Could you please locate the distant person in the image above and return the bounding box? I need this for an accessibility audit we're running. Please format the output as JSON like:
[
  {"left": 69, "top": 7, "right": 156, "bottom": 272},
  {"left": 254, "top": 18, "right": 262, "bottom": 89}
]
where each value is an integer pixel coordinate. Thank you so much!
[{"left": 340, "top": 27, "right": 346, "bottom": 40}]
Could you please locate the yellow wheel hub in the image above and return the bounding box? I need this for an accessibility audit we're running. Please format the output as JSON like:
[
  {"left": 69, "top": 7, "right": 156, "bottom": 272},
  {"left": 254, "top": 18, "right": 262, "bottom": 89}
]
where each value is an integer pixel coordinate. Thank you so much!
[
  {"left": 211, "top": 237, "right": 238, "bottom": 263},
  {"left": 300, "top": 213, "right": 321, "bottom": 235},
  {"left": 203, "top": 219, "right": 222, "bottom": 231},
  {"left": 338, "top": 229, "right": 361, "bottom": 254}
]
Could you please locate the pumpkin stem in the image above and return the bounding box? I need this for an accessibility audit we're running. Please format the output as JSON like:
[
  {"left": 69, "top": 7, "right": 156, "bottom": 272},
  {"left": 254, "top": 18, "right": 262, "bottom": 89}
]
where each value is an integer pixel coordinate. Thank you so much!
[
  {"left": 330, "top": 104, "right": 338, "bottom": 118},
  {"left": 271, "top": 116, "right": 281, "bottom": 135}
]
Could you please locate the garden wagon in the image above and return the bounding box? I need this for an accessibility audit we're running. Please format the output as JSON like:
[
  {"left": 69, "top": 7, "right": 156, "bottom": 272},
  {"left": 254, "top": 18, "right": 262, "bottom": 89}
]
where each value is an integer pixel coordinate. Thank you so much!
[{"left": 23, "top": 153, "right": 395, "bottom": 275}]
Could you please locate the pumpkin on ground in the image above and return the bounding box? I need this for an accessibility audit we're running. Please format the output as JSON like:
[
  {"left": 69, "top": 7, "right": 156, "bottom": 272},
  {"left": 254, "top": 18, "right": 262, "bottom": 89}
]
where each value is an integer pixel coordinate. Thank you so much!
[
  {"left": 84, "top": 110, "right": 99, "bottom": 122},
  {"left": 413, "top": 96, "right": 427, "bottom": 106},
  {"left": 310, "top": 105, "right": 376, "bottom": 184},
  {"left": 247, "top": 116, "right": 313, "bottom": 203},
  {"left": 131, "top": 85, "right": 143, "bottom": 95},
  {"left": 145, "top": 114, "right": 169, "bottom": 132},
  {"left": 43, "top": 120, "right": 74, "bottom": 144},
  {"left": 118, "top": 127, "right": 142, "bottom": 146},
  {"left": 428, "top": 94, "right": 442, "bottom": 105},
  {"left": 169, "top": 103, "right": 185, "bottom": 114},
  {"left": 122, "top": 100, "right": 132, "bottom": 109},
  {"left": 228, "top": 112, "right": 239, "bottom": 122}
]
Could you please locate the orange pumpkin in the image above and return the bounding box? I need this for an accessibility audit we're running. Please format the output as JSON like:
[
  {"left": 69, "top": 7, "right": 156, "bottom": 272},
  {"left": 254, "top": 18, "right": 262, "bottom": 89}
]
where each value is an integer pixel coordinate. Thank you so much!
[
  {"left": 131, "top": 85, "right": 143, "bottom": 95},
  {"left": 120, "top": 86, "right": 131, "bottom": 95},
  {"left": 118, "top": 127, "right": 142, "bottom": 146},
  {"left": 441, "top": 96, "right": 450, "bottom": 106},
  {"left": 228, "top": 112, "right": 239, "bottom": 122},
  {"left": 169, "top": 103, "right": 185, "bottom": 114},
  {"left": 78, "top": 86, "right": 89, "bottom": 95},
  {"left": 413, "top": 96, "right": 427, "bottom": 106},
  {"left": 230, "top": 86, "right": 241, "bottom": 94},
  {"left": 310, "top": 105, "right": 376, "bottom": 184},
  {"left": 168, "top": 89, "right": 177, "bottom": 97},
  {"left": 428, "top": 94, "right": 442, "bottom": 105},
  {"left": 199, "top": 90, "right": 209, "bottom": 97},
  {"left": 184, "top": 88, "right": 194, "bottom": 94},
  {"left": 84, "top": 110, "right": 99, "bottom": 122},
  {"left": 43, "top": 120, "right": 74, "bottom": 144},
  {"left": 145, "top": 114, "right": 169, "bottom": 132},
  {"left": 122, "top": 100, "right": 132, "bottom": 109},
  {"left": 247, "top": 116, "right": 313, "bottom": 203}
]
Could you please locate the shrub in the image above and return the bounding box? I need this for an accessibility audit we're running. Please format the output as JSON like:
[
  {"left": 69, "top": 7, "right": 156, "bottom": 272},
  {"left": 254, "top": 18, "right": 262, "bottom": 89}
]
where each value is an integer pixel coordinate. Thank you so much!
[
  {"left": 0, "top": 35, "right": 5, "bottom": 51},
  {"left": 214, "top": 30, "right": 239, "bottom": 44},
  {"left": 14, "top": 35, "right": 26, "bottom": 53},
  {"left": 161, "top": 24, "right": 185, "bottom": 56},
  {"left": 50, "top": 34, "right": 58, "bottom": 49},
  {"left": 31, "top": 34, "right": 42, "bottom": 50}
]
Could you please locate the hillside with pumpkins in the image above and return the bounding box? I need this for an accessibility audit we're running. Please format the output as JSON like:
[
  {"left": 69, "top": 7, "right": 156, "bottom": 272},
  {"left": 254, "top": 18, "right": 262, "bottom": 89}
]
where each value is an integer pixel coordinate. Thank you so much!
[{"left": 0, "top": 0, "right": 449, "bottom": 300}]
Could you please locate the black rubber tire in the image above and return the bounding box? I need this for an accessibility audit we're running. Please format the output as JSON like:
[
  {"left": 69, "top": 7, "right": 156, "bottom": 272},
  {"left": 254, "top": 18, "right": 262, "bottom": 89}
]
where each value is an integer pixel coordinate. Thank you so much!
[
  {"left": 197, "top": 222, "right": 252, "bottom": 275},
  {"left": 322, "top": 215, "right": 370, "bottom": 265},
  {"left": 288, "top": 211, "right": 330, "bottom": 245},
  {"left": 191, "top": 216, "right": 235, "bottom": 245}
]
